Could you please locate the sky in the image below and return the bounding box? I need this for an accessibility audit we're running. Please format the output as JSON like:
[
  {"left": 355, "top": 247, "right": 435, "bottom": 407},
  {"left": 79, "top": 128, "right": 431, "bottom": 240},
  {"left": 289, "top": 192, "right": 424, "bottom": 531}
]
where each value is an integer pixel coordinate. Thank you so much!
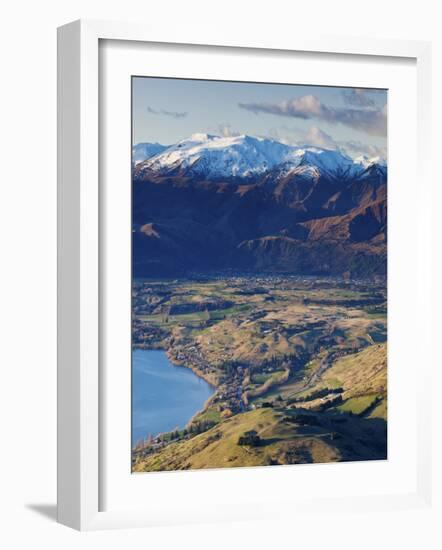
[{"left": 132, "top": 77, "right": 387, "bottom": 160}]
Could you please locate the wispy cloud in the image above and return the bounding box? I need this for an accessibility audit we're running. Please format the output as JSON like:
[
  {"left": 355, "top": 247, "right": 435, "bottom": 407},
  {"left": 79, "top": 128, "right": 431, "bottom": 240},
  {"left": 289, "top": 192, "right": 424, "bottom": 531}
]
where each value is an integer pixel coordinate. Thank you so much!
[
  {"left": 338, "top": 139, "right": 387, "bottom": 160},
  {"left": 341, "top": 88, "right": 376, "bottom": 108},
  {"left": 270, "top": 124, "right": 387, "bottom": 160},
  {"left": 304, "top": 126, "right": 386, "bottom": 159},
  {"left": 240, "top": 95, "right": 321, "bottom": 119},
  {"left": 303, "top": 126, "right": 337, "bottom": 149},
  {"left": 147, "top": 106, "right": 188, "bottom": 119},
  {"left": 264, "top": 128, "right": 294, "bottom": 145},
  {"left": 238, "top": 94, "right": 387, "bottom": 137},
  {"left": 212, "top": 123, "right": 241, "bottom": 137}
]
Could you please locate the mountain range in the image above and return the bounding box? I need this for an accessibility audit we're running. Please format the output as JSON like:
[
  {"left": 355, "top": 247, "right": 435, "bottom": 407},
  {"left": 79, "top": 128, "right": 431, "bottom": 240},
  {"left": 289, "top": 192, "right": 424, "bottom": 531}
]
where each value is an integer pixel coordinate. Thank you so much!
[{"left": 132, "top": 133, "right": 387, "bottom": 278}]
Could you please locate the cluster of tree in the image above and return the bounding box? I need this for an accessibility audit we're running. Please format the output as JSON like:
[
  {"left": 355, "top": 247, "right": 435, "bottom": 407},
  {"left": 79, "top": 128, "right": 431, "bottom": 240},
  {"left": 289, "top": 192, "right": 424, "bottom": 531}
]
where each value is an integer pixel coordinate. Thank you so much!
[
  {"left": 284, "top": 413, "right": 320, "bottom": 426},
  {"left": 219, "top": 360, "right": 243, "bottom": 378},
  {"left": 237, "top": 430, "right": 261, "bottom": 447},
  {"left": 157, "top": 419, "right": 218, "bottom": 444},
  {"left": 311, "top": 394, "right": 343, "bottom": 412},
  {"left": 157, "top": 429, "right": 181, "bottom": 442},
  {"left": 288, "top": 386, "right": 343, "bottom": 405},
  {"left": 201, "top": 308, "right": 211, "bottom": 324},
  {"left": 187, "top": 419, "right": 217, "bottom": 435},
  {"left": 259, "top": 353, "right": 299, "bottom": 371},
  {"left": 161, "top": 305, "right": 171, "bottom": 324}
]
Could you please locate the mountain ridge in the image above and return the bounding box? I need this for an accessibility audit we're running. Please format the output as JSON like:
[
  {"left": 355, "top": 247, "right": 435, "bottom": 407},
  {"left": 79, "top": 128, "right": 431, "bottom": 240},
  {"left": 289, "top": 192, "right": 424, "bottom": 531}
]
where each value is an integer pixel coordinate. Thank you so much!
[
  {"left": 133, "top": 133, "right": 386, "bottom": 182},
  {"left": 132, "top": 133, "right": 387, "bottom": 278}
]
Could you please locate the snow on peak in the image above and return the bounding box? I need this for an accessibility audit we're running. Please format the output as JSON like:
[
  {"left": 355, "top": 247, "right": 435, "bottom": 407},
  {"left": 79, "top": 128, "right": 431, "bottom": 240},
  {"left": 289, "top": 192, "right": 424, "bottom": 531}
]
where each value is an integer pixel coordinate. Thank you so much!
[
  {"left": 290, "top": 147, "right": 355, "bottom": 176},
  {"left": 187, "top": 133, "right": 217, "bottom": 142},
  {"left": 139, "top": 134, "right": 297, "bottom": 178},
  {"left": 354, "top": 155, "right": 387, "bottom": 169},
  {"left": 135, "top": 133, "right": 386, "bottom": 180},
  {"left": 132, "top": 142, "right": 168, "bottom": 165}
]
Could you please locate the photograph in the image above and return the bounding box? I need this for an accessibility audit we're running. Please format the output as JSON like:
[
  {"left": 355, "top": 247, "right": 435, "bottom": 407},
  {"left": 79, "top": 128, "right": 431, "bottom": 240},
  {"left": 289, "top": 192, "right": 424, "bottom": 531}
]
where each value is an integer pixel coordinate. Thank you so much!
[
  {"left": 0, "top": 0, "right": 434, "bottom": 542},
  {"left": 130, "top": 76, "right": 388, "bottom": 472}
]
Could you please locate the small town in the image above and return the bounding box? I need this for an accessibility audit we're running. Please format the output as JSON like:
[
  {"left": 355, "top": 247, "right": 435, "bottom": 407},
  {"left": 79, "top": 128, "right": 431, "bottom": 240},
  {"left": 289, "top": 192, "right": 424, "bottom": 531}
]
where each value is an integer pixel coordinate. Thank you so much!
[{"left": 131, "top": 273, "right": 387, "bottom": 470}]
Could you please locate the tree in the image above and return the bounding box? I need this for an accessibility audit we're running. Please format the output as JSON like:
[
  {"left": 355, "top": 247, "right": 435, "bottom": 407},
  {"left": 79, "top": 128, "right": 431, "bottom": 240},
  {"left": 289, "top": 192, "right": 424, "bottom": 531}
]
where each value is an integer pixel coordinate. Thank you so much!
[
  {"left": 202, "top": 308, "right": 210, "bottom": 324},
  {"left": 162, "top": 306, "right": 170, "bottom": 324},
  {"left": 237, "top": 430, "right": 261, "bottom": 447}
]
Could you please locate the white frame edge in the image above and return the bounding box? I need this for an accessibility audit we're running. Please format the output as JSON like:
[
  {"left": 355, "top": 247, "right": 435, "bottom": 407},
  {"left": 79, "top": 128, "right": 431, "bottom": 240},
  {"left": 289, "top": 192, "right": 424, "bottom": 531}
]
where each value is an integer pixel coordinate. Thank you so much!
[{"left": 57, "top": 19, "right": 433, "bottom": 531}]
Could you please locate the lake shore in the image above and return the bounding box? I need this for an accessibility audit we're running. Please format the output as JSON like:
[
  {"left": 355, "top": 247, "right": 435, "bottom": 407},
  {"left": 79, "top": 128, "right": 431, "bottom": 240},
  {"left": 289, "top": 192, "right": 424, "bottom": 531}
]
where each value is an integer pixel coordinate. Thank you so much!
[
  {"left": 131, "top": 348, "right": 215, "bottom": 445},
  {"left": 165, "top": 347, "right": 219, "bottom": 424},
  {"left": 166, "top": 348, "right": 218, "bottom": 387}
]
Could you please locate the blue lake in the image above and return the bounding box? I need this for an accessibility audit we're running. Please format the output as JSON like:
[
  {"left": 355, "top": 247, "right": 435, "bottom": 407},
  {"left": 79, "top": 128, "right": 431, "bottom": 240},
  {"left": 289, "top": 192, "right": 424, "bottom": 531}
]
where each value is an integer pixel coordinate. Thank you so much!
[{"left": 132, "top": 348, "right": 215, "bottom": 446}]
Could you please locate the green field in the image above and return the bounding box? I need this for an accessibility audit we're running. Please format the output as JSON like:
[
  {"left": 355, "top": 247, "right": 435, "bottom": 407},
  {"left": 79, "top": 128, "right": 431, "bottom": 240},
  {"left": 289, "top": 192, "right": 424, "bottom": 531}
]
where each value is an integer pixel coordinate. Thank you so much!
[
  {"left": 337, "top": 394, "right": 380, "bottom": 415},
  {"left": 132, "top": 275, "right": 387, "bottom": 470}
]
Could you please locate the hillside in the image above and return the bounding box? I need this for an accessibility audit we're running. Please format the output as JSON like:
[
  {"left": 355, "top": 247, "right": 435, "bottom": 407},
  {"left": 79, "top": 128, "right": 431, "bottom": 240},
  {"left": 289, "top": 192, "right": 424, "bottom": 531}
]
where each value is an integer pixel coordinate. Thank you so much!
[
  {"left": 132, "top": 134, "right": 387, "bottom": 278},
  {"left": 133, "top": 401, "right": 386, "bottom": 472},
  {"left": 290, "top": 343, "right": 387, "bottom": 420},
  {"left": 132, "top": 320, "right": 387, "bottom": 472}
]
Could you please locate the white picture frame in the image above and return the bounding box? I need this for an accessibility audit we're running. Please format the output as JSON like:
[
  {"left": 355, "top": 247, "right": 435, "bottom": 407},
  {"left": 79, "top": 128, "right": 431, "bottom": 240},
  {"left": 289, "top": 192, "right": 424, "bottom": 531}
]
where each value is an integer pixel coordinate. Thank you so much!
[{"left": 57, "top": 19, "right": 432, "bottom": 531}]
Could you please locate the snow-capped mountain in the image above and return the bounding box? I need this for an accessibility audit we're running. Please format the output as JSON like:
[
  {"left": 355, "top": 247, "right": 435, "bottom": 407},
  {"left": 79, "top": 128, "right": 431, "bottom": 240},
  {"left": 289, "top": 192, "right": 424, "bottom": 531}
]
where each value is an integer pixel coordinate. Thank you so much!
[
  {"left": 132, "top": 142, "right": 168, "bottom": 165},
  {"left": 133, "top": 133, "right": 386, "bottom": 181},
  {"left": 353, "top": 154, "right": 387, "bottom": 170},
  {"left": 132, "top": 133, "right": 387, "bottom": 279}
]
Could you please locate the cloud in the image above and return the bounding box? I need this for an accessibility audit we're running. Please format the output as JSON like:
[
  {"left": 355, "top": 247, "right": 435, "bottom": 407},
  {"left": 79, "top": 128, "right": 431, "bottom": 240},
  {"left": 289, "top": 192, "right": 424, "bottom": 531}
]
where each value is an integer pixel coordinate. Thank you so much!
[
  {"left": 303, "top": 126, "right": 337, "bottom": 149},
  {"left": 263, "top": 127, "right": 297, "bottom": 145},
  {"left": 307, "top": 129, "right": 386, "bottom": 160},
  {"left": 204, "top": 123, "right": 241, "bottom": 138},
  {"left": 341, "top": 88, "right": 376, "bottom": 108},
  {"left": 239, "top": 95, "right": 321, "bottom": 119},
  {"left": 238, "top": 94, "right": 387, "bottom": 136},
  {"left": 283, "top": 124, "right": 387, "bottom": 160},
  {"left": 214, "top": 123, "right": 241, "bottom": 137},
  {"left": 338, "top": 139, "right": 387, "bottom": 160},
  {"left": 262, "top": 125, "right": 335, "bottom": 148},
  {"left": 147, "top": 106, "right": 188, "bottom": 119}
]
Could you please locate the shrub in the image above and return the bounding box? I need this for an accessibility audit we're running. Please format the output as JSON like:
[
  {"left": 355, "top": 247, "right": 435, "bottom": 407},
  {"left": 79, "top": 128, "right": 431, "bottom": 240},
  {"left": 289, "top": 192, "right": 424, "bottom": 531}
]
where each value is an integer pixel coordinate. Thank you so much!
[{"left": 237, "top": 430, "right": 261, "bottom": 447}]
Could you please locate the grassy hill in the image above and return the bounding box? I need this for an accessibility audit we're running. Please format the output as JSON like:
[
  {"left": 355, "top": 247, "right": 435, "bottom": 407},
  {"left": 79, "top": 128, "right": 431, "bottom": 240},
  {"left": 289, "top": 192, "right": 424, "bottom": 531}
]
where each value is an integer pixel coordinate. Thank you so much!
[
  {"left": 132, "top": 277, "right": 387, "bottom": 471},
  {"left": 298, "top": 343, "right": 387, "bottom": 420},
  {"left": 133, "top": 402, "right": 387, "bottom": 472}
]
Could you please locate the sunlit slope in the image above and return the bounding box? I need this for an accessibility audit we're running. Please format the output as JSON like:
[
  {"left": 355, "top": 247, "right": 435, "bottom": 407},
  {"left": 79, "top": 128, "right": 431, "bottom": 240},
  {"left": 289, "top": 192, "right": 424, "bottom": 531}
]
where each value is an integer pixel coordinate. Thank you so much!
[
  {"left": 300, "top": 343, "right": 387, "bottom": 419},
  {"left": 133, "top": 409, "right": 337, "bottom": 471},
  {"left": 133, "top": 401, "right": 386, "bottom": 472}
]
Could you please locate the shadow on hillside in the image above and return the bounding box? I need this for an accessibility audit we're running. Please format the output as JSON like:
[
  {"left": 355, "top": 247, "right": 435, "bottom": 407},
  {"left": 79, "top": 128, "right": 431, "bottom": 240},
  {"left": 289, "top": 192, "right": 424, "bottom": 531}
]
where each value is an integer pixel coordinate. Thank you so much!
[
  {"left": 324, "top": 413, "right": 387, "bottom": 461},
  {"left": 259, "top": 436, "right": 287, "bottom": 447},
  {"left": 281, "top": 407, "right": 387, "bottom": 462}
]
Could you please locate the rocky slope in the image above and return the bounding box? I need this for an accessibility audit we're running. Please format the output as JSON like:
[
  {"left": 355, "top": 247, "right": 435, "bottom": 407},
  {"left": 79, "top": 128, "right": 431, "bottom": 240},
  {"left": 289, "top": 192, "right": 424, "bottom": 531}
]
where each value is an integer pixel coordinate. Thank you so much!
[{"left": 132, "top": 134, "right": 387, "bottom": 278}]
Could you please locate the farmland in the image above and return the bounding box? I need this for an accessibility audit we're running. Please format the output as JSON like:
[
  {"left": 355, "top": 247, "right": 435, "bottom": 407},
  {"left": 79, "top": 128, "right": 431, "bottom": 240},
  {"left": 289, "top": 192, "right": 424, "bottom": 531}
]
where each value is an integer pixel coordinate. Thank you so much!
[{"left": 132, "top": 274, "right": 387, "bottom": 471}]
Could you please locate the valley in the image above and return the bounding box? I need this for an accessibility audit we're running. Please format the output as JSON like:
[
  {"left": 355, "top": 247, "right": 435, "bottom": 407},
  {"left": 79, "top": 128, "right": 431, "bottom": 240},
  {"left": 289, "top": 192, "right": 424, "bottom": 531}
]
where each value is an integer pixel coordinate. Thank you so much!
[
  {"left": 132, "top": 274, "right": 387, "bottom": 471},
  {"left": 130, "top": 131, "right": 388, "bottom": 471}
]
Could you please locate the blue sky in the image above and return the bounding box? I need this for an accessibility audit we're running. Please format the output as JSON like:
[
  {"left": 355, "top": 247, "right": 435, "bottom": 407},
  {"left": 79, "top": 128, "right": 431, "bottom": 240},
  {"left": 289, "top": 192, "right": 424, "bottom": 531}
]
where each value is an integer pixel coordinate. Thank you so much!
[{"left": 132, "top": 77, "right": 387, "bottom": 159}]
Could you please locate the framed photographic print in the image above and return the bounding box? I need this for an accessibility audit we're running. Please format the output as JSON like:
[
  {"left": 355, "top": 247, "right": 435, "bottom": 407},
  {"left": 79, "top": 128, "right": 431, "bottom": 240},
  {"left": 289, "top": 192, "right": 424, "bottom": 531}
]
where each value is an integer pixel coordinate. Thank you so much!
[
  {"left": 57, "top": 20, "right": 432, "bottom": 530},
  {"left": 130, "top": 76, "right": 389, "bottom": 472}
]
